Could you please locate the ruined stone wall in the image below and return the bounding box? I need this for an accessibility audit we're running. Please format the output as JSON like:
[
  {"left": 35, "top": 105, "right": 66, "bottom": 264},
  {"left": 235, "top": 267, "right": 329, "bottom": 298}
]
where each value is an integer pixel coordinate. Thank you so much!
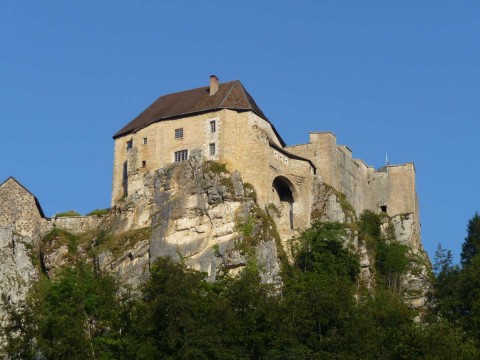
[{"left": 0, "top": 178, "right": 46, "bottom": 239}]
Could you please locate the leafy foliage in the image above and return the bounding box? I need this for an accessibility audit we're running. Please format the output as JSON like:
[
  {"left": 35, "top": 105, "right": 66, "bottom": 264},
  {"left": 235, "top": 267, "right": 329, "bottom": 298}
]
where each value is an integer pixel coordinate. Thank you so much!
[
  {"left": 3, "top": 219, "right": 480, "bottom": 359},
  {"left": 358, "top": 210, "right": 409, "bottom": 291}
]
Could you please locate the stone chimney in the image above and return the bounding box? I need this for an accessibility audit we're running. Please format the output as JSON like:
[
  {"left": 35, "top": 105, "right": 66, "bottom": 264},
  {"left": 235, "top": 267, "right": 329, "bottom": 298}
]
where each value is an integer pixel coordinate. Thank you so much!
[{"left": 209, "top": 75, "right": 219, "bottom": 96}]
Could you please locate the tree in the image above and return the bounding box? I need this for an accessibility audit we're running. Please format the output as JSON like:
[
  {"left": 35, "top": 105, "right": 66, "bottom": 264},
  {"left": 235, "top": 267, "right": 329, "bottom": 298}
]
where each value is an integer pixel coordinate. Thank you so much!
[
  {"left": 461, "top": 212, "right": 480, "bottom": 267},
  {"left": 433, "top": 243, "right": 453, "bottom": 275},
  {"left": 1, "top": 263, "right": 130, "bottom": 359}
]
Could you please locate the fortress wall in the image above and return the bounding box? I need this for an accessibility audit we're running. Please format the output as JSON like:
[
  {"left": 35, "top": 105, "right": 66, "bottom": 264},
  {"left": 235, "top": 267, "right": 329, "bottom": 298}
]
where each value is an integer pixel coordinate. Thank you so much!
[
  {"left": 220, "top": 111, "right": 274, "bottom": 206},
  {"left": 335, "top": 146, "right": 371, "bottom": 214},
  {"left": 49, "top": 216, "right": 104, "bottom": 235},
  {"left": 286, "top": 132, "right": 339, "bottom": 188},
  {"left": 0, "top": 179, "right": 45, "bottom": 239},
  {"left": 385, "top": 164, "right": 417, "bottom": 216},
  {"left": 288, "top": 133, "right": 419, "bottom": 220},
  {"left": 369, "top": 170, "right": 389, "bottom": 212},
  {"left": 268, "top": 145, "right": 314, "bottom": 228},
  {"left": 288, "top": 133, "right": 374, "bottom": 216}
]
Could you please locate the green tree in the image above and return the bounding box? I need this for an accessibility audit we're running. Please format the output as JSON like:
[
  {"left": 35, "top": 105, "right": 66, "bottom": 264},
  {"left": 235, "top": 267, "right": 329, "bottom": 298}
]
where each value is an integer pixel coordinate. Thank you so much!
[
  {"left": 461, "top": 212, "right": 480, "bottom": 267},
  {"left": 358, "top": 210, "right": 409, "bottom": 292},
  {"left": 1, "top": 263, "right": 130, "bottom": 359}
]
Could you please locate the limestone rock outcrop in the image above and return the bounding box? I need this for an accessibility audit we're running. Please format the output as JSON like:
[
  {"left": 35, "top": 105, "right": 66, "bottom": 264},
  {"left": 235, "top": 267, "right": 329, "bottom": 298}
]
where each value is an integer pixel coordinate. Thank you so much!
[
  {"left": 0, "top": 226, "right": 38, "bottom": 326},
  {"left": 107, "top": 152, "right": 283, "bottom": 285}
]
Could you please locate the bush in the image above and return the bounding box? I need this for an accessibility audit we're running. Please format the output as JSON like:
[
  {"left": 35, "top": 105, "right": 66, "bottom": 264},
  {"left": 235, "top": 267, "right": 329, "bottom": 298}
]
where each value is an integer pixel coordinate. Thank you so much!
[
  {"left": 205, "top": 161, "right": 228, "bottom": 174},
  {"left": 54, "top": 210, "right": 81, "bottom": 218},
  {"left": 86, "top": 208, "right": 110, "bottom": 217}
]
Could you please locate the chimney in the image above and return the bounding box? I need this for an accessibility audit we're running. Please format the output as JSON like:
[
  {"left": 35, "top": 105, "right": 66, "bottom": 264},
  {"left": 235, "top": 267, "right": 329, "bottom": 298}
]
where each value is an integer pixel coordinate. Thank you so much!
[{"left": 209, "top": 75, "right": 219, "bottom": 96}]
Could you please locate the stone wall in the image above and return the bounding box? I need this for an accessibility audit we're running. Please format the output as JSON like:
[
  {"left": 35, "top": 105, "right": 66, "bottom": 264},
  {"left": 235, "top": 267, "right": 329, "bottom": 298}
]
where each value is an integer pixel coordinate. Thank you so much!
[
  {"left": 49, "top": 216, "right": 105, "bottom": 234},
  {"left": 113, "top": 109, "right": 316, "bottom": 231},
  {"left": 0, "top": 177, "right": 46, "bottom": 240},
  {"left": 287, "top": 132, "right": 419, "bottom": 220}
]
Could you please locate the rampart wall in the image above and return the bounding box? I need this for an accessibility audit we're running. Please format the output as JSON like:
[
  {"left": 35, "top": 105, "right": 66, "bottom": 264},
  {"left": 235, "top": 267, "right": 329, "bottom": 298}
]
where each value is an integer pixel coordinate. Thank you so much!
[
  {"left": 287, "top": 132, "right": 418, "bottom": 220},
  {"left": 48, "top": 216, "right": 104, "bottom": 235}
]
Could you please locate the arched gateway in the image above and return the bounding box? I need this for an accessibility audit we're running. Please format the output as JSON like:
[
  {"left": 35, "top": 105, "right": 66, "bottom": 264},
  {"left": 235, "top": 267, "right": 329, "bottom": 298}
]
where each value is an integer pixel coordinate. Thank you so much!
[{"left": 272, "top": 176, "right": 296, "bottom": 229}]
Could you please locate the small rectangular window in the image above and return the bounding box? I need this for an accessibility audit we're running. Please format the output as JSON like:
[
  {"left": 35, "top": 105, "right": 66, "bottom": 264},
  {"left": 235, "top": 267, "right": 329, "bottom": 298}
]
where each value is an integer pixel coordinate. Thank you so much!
[
  {"left": 175, "top": 128, "right": 184, "bottom": 139},
  {"left": 174, "top": 150, "right": 188, "bottom": 163},
  {"left": 209, "top": 143, "right": 216, "bottom": 156},
  {"left": 210, "top": 120, "right": 216, "bottom": 133},
  {"left": 143, "top": 137, "right": 147, "bottom": 145},
  {"left": 126, "top": 140, "right": 133, "bottom": 151},
  {"left": 142, "top": 160, "right": 146, "bottom": 168}
]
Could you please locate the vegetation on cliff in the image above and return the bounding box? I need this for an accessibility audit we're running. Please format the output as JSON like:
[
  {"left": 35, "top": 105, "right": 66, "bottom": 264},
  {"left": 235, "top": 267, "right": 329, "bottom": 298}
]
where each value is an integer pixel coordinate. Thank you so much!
[
  {"left": 2, "top": 218, "right": 478, "bottom": 359},
  {"left": 432, "top": 212, "right": 480, "bottom": 343}
]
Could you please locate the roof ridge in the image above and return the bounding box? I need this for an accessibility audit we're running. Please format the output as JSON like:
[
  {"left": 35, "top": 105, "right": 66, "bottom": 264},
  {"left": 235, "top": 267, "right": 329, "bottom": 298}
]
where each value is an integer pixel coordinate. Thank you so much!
[
  {"left": 164, "top": 80, "right": 239, "bottom": 99},
  {"left": 238, "top": 82, "right": 251, "bottom": 107},
  {"left": 218, "top": 81, "right": 239, "bottom": 108}
]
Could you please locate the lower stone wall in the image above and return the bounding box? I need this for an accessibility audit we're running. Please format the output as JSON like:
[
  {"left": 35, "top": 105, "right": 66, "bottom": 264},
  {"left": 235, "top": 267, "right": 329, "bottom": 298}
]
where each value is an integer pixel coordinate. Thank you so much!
[{"left": 48, "top": 216, "right": 105, "bottom": 234}]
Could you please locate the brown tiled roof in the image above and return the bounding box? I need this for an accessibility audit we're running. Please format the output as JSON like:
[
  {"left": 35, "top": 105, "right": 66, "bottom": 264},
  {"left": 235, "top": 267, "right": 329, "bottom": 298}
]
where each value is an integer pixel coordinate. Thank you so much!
[{"left": 113, "top": 80, "right": 286, "bottom": 146}]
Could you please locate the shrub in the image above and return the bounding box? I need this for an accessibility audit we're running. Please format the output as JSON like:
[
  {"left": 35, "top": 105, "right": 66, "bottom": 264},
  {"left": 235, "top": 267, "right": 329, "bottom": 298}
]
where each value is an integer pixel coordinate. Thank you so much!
[
  {"left": 86, "top": 208, "right": 110, "bottom": 217},
  {"left": 205, "top": 161, "right": 228, "bottom": 174},
  {"left": 54, "top": 210, "right": 81, "bottom": 218}
]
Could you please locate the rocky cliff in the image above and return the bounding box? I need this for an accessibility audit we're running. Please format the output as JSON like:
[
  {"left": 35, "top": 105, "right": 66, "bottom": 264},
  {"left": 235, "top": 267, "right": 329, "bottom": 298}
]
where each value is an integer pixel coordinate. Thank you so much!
[{"left": 0, "top": 154, "right": 432, "bottom": 330}]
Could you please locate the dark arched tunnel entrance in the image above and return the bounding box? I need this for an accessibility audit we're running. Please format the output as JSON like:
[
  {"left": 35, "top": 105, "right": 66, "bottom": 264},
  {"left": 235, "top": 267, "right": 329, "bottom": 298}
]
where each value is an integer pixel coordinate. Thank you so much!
[{"left": 272, "top": 176, "right": 295, "bottom": 229}]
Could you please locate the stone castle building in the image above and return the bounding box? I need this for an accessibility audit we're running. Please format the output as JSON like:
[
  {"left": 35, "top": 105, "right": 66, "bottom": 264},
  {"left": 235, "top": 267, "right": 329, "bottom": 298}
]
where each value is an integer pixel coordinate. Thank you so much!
[
  {"left": 0, "top": 177, "right": 47, "bottom": 240},
  {"left": 112, "top": 76, "right": 419, "bottom": 235},
  {"left": 0, "top": 76, "right": 428, "bottom": 314}
]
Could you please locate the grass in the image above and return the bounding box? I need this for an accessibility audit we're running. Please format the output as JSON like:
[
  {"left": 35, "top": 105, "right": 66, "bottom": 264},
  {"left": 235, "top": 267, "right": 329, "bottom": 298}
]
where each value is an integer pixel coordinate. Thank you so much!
[{"left": 92, "top": 227, "right": 152, "bottom": 258}]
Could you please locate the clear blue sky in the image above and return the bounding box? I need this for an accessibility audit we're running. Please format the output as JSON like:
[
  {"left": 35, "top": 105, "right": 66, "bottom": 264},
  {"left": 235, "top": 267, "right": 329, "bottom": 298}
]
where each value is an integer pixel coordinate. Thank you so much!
[{"left": 1, "top": 1, "right": 478, "bottom": 263}]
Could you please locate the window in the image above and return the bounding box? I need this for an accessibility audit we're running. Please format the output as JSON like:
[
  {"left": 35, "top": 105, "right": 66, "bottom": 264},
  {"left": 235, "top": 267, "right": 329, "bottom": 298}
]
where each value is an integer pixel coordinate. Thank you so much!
[
  {"left": 143, "top": 137, "right": 147, "bottom": 145},
  {"left": 175, "top": 128, "right": 184, "bottom": 139},
  {"left": 122, "top": 161, "right": 128, "bottom": 182},
  {"left": 126, "top": 140, "right": 133, "bottom": 151},
  {"left": 174, "top": 150, "right": 188, "bottom": 163},
  {"left": 210, "top": 120, "right": 216, "bottom": 133},
  {"left": 209, "top": 143, "right": 216, "bottom": 156},
  {"left": 380, "top": 205, "right": 387, "bottom": 213},
  {"left": 142, "top": 160, "right": 146, "bottom": 168}
]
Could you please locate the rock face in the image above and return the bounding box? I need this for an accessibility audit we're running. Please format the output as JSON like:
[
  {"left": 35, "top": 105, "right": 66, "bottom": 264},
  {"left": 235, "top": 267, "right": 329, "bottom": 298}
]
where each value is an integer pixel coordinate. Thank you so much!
[
  {"left": 0, "top": 156, "right": 432, "bottom": 325},
  {"left": 390, "top": 214, "right": 431, "bottom": 309},
  {"left": 108, "top": 152, "right": 282, "bottom": 285},
  {"left": 310, "top": 177, "right": 431, "bottom": 309},
  {"left": 0, "top": 226, "right": 38, "bottom": 324}
]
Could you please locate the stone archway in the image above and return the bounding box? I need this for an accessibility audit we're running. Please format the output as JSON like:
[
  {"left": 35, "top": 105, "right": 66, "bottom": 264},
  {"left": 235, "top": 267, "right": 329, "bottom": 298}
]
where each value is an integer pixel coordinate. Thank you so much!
[{"left": 272, "top": 176, "right": 296, "bottom": 230}]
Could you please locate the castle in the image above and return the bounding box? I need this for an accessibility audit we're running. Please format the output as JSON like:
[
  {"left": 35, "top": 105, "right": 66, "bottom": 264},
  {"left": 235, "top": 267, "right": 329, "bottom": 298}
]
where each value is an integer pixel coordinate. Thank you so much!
[
  {"left": 0, "top": 75, "right": 420, "bottom": 249},
  {"left": 112, "top": 76, "right": 419, "bottom": 236}
]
